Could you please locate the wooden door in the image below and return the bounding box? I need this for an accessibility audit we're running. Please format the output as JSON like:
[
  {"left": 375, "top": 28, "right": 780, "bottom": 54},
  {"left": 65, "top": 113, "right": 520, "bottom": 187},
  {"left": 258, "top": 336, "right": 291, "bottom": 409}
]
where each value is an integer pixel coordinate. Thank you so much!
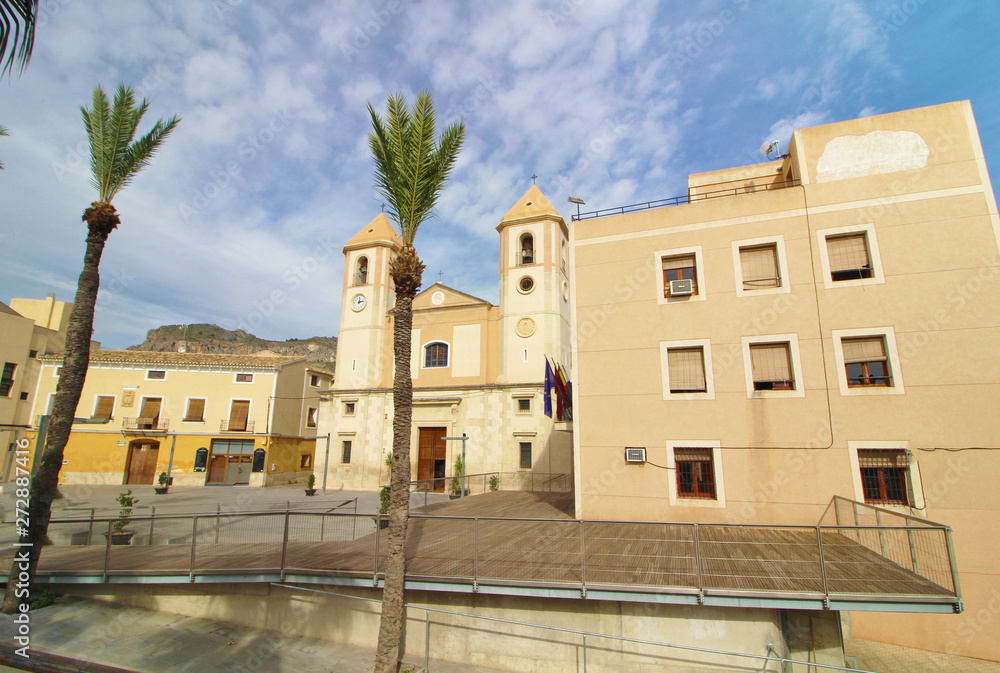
[
  {"left": 417, "top": 427, "right": 447, "bottom": 492},
  {"left": 208, "top": 455, "right": 227, "bottom": 483},
  {"left": 126, "top": 442, "right": 159, "bottom": 484}
]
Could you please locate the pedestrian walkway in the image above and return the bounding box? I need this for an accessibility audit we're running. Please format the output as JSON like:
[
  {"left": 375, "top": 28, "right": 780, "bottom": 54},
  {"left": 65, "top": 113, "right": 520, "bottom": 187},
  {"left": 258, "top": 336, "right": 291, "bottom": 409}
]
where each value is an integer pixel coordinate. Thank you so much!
[
  {"left": 0, "top": 595, "right": 504, "bottom": 673},
  {"left": 844, "top": 633, "right": 1000, "bottom": 673}
]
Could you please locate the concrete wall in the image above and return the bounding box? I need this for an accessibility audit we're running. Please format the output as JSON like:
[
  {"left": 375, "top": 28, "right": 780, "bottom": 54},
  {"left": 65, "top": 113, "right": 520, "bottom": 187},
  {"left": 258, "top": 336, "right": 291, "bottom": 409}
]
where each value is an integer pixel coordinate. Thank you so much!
[{"left": 58, "top": 583, "right": 843, "bottom": 673}]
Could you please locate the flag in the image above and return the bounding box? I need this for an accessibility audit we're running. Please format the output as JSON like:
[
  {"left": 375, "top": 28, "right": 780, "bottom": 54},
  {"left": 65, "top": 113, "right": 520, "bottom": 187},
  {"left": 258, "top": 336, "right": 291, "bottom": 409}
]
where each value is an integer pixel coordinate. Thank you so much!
[{"left": 543, "top": 358, "right": 554, "bottom": 417}]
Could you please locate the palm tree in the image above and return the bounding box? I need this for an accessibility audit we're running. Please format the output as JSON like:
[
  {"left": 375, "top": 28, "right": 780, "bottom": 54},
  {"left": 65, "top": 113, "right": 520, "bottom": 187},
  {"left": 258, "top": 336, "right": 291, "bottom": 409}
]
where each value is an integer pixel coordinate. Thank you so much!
[
  {"left": 368, "top": 92, "right": 464, "bottom": 673},
  {"left": 1, "top": 0, "right": 38, "bottom": 77},
  {"left": 1, "top": 84, "right": 179, "bottom": 614}
]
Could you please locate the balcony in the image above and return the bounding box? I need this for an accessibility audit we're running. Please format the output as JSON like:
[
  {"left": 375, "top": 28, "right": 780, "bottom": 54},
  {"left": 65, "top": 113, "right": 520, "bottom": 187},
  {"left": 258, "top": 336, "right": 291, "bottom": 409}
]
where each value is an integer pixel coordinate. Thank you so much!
[
  {"left": 122, "top": 417, "right": 169, "bottom": 434},
  {"left": 220, "top": 420, "right": 255, "bottom": 433}
]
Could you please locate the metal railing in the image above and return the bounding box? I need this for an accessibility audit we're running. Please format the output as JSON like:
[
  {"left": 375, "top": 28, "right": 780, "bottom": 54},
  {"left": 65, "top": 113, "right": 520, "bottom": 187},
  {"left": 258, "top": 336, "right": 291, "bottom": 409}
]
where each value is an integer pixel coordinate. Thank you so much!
[
  {"left": 408, "top": 472, "right": 572, "bottom": 507},
  {"left": 274, "top": 584, "right": 881, "bottom": 673},
  {"left": 573, "top": 178, "right": 800, "bottom": 220},
  {"left": 122, "top": 417, "right": 170, "bottom": 432},
  {"left": 6, "top": 496, "right": 959, "bottom": 611},
  {"left": 220, "top": 419, "right": 255, "bottom": 432}
]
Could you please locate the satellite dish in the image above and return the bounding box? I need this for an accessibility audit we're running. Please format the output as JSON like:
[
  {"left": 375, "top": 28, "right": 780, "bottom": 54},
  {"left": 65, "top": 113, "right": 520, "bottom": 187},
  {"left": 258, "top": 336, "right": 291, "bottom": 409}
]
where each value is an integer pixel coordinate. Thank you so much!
[{"left": 760, "top": 140, "right": 780, "bottom": 159}]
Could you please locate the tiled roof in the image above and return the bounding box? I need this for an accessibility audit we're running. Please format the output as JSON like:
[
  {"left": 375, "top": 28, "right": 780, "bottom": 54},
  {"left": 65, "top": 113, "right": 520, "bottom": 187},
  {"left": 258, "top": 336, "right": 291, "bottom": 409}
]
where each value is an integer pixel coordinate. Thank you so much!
[{"left": 38, "top": 349, "right": 305, "bottom": 369}]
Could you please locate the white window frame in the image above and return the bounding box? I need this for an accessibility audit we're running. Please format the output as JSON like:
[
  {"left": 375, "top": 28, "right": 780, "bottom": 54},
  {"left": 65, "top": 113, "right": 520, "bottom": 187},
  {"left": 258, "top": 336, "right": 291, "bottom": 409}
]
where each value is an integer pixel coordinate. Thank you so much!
[
  {"left": 145, "top": 369, "right": 167, "bottom": 381},
  {"left": 847, "top": 441, "right": 924, "bottom": 510},
  {"left": 816, "top": 223, "right": 885, "bottom": 290},
  {"left": 182, "top": 397, "right": 207, "bottom": 424},
  {"left": 513, "top": 393, "right": 533, "bottom": 415},
  {"left": 732, "top": 235, "right": 791, "bottom": 297},
  {"left": 309, "top": 374, "right": 321, "bottom": 388},
  {"left": 422, "top": 340, "right": 451, "bottom": 369},
  {"left": 665, "top": 440, "right": 726, "bottom": 508},
  {"left": 831, "top": 327, "right": 905, "bottom": 396},
  {"left": 741, "top": 334, "right": 806, "bottom": 399},
  {"left": 227, "top": 398, "right": 252, "bottom": 430},
  {"left": 91, "top": 394, "right": 116, "bottom": 420},
  {"left": 234, "top": 372, "right": 254, "bottom": 384},
  {"left": 655, "top": 246, "right": 706, "bottom": 305},
  {"left": 660, "top": 339, "right": 715, "bottom": 400}
]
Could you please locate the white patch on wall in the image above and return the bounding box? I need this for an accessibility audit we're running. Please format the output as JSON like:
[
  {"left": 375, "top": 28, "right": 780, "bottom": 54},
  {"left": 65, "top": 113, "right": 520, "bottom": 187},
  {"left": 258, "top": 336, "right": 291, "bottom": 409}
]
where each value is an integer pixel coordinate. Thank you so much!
[
  {"left": 816, "top": 130, "right": 929, "bottom": 183},
  {"left": 452, "top": 324, "right": 481, "bottom": 378}
]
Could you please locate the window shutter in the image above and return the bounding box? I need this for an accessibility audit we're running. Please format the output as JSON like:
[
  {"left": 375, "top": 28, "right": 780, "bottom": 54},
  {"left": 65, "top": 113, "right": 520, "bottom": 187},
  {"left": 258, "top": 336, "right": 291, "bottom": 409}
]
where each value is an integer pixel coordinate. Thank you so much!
[
  {"left": 740, "top": 245, "right": 779, "bottom": 287},
  {"left": 662, "top": 254, "right": 695, "bottom": 271},
  {"left": 842, "top": 337, "right": 886, "bottom": 363},
  {"left": 858, "top": 449, "right": 908, "bottom": 468},
  {"left": 230, "top": 400, "right": 250, "bottom": 424},
  {"left": 674, "top": 447, "right": 713, "bottom": 462},
  {"left": 750, "top": 343, "right": 792, "bottom": 381},
  {"left": 139, "top": 397, "right": 161, "bottom": 421},
  {"left": 827, "top": 234, "right": 870, "bottom": 272},
  {"left": 93, "top": 396, "right": 115, "bottom": 420},
  {"left": 668, "top": 348, "right": 706, "bottom": 391},
  {"left": 185, "top": 399, "right": 205, "bottom": 422}
]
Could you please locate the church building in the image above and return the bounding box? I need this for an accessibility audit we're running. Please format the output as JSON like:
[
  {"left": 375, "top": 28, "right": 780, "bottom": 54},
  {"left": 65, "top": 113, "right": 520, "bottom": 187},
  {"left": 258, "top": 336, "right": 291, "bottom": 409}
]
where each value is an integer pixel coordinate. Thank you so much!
[{"left": 315, "top": 186, "right": 573, "bottom": 492}]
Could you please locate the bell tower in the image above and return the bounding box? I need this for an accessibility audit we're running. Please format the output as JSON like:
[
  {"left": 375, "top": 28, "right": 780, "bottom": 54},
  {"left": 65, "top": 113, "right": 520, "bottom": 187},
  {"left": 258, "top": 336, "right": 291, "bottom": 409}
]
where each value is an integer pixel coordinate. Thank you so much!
[
  {"left": 334, "top": 213, "right": 402, "bottom": 390},
  {"left": 495, "top": 185, "right": 571, "bottom": 384}
]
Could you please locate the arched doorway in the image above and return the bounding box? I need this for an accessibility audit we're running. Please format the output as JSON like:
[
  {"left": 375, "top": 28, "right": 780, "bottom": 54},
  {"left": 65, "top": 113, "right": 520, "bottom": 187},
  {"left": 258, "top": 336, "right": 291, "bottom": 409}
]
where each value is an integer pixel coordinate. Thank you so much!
[{"left": 125, "top": 440, "right": 160, "bottom": 485}]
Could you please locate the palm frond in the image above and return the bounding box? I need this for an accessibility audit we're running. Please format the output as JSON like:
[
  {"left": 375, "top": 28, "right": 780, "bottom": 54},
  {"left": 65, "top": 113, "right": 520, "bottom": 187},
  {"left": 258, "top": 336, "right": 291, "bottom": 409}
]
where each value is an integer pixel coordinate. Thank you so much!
[
  {"left": 0, "top": 122, "right": 8, "bottom": 170},
  {"left": 80, "top": 83, "right": 180, "bottom": 204},
  {"left": 367, "top": 91, "right": 465, "bottom": 246},
  {"left": 0, "top": 0, "right": 37, "bottom": 78}
]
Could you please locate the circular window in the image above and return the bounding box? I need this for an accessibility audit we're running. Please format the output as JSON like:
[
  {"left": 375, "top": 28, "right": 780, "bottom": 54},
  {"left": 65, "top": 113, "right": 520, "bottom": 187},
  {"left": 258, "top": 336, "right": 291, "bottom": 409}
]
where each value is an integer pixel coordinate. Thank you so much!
[
  {"left": 518, "top": 276, "right": 534, "bottom": 294},
  {"left": 562, "top": 280, "right": 570, "bottom": 301}
]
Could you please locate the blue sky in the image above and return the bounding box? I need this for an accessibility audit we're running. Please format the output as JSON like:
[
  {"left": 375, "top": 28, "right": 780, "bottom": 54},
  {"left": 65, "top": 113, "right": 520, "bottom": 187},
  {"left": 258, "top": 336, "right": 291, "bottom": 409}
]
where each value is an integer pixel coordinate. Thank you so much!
[{"left": 1, "top": 1, "right": 998, "bottom": 349}]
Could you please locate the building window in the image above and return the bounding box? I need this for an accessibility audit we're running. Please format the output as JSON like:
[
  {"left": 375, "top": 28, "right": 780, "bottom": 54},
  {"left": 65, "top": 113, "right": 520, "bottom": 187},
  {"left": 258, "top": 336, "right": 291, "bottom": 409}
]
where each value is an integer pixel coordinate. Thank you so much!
[
  {"left": 843, "top": 337, "right": 891, "bottom": 387},
  {"left": 0, "top": 363, "right": 15, "bottom": 397},
  {"left": 517, "top": 398, "right": 531, "bottom": 413},
  {"left": 674, "top": 448, "right": 716, "bottom": 500},
  {"left": 827, "top": 233, "right": 872, "bottom": 281},
  {"left": 306, "top": 407, "right": 318, "bottom": 428},
  {"left": 519, "top": 442, "right": 532, "bottom": 469},
  {"left": 19, "top": 392, "right": 28, "bottom": 401},
  {"left": 667, "top": 347, "right": 707, "bottom": 393},
  {"left": 235, "top": 373, "right": 253, "bottom": 383},
  {"left": 519, "top": 233, "right": 534, "bottom": 265},
  {"left": 92, "top": 395, "right": 115, "bottom": 421},
  {"left": 749, "top": 342, "right": 794, "bottom": 390},
  {"left": 138, "top": 397, "right": 162, "bottom": 429},
  {"left": 341, "top": 440, "right": 352, "bottom": 464},
  {"left": 662, "top": 254, "right": 698, "bottom": 296},
  {"left": 146, "top": 370, "right": 166, "bottom": 380},
  {"left": 739, "top": 243, "right": 781, "bottom": 289},
  {"left": 518, "top": 276, "right": 534, "bottom": 294},
  {"left": 344, "top": 401, "right": 356, "bottom": 416},
  {"left": 301, "top": 454, "right": 312, "bottom": 469},
  {"left": 28, "top": 350, "right": 37, "bottom": 358},
  {"left": 354, "top": 256, "right": 369, "bottom": 286},
  {"left": 184, "top": 398, "right": 206, "bottom": 422},
  {"left": 424, "top": 342, "right": 449, "bottom": 368},
  {"left": 858, "top": 449, "right": 911, "bottom": 505},
  {"left": 226, "top": 400, "right": 250, "bottom": 432},
  {"left": 309, "top": 374, "right": 320, "bottom": 387}
]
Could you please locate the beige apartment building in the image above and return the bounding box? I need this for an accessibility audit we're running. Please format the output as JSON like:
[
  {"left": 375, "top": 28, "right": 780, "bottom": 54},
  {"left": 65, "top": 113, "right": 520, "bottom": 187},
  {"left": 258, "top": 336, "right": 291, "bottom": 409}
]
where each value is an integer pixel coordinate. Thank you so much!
[
  {"left": 1, "top": 296, "right": 72, "bottom": 480},
  {"left": 26, "top": 350, "right": 331, "bottom": 486},
  {"left": 570, "top": 100, "right": 1000, "bottom": 660},
  {"left": 316, "top": 187, "right": 573, "bottom": 492}
]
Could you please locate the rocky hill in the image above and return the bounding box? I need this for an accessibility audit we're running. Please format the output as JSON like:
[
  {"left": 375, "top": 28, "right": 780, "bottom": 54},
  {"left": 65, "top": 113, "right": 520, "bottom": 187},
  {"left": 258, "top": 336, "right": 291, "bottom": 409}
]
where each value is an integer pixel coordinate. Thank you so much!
[{"left": 127, "top": 324, "right": 336, "bottom": 373}]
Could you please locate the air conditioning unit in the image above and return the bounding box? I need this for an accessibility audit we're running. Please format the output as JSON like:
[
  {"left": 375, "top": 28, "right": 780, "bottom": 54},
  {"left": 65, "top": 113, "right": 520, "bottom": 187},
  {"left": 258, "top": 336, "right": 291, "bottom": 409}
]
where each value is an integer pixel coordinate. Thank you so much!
[
  {"left": 669, "top": 279, "right": 693, "bottom": 296},
  {"left": 624, "top": 447, "right": 647, "bottom": 463}
]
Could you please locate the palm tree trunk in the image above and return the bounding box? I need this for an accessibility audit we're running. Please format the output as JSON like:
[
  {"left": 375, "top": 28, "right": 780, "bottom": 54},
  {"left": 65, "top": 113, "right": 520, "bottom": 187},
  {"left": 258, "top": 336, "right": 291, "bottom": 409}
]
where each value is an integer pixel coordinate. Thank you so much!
[
  {"left": 2, "top": 222, "right": 109, "bottom": 614},
  {"left": 374, "top": 286, "right": 416, "bottom": 672}
]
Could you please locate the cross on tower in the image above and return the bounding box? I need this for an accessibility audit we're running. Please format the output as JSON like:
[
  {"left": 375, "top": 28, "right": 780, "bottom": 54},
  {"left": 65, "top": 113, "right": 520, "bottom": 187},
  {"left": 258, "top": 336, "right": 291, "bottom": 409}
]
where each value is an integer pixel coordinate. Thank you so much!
[
  {"left": 531, "top": 174, "right": 538, "bottom": 185},
  {"left": 438, "top": 271, "right": 444, "bottom": 283}
]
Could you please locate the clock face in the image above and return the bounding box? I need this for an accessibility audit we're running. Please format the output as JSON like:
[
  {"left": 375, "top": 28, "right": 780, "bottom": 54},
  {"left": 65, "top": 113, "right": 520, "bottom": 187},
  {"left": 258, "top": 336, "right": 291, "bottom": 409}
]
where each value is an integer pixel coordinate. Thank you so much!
[
  {"left": 516, "top": 317, "right": 536, "bottom": 338},
  {"left": 351, "top": 294, "right": 366, "bottom": 311}
]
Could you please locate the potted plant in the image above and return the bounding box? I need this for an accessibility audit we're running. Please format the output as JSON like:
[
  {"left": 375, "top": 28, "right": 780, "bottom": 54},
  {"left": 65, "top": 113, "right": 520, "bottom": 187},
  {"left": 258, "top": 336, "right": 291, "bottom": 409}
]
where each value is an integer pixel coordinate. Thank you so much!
[
  {"left": 105, "top": 489, "right": 138, "bottom": 545},
  {"left": 304, "top": 473, "right": 317, "bottom": 496},
  {"left": 449, "top": 455, "right": 466, "bottom": 499},
  {"left": 154, "top": 471, "right": 169, "bottom": 495},
  {"left": 488, "top": 473, "right": 501, "bottom": 492},
  {"left": 377, "top": 485, "right": 390, "bottom": 529}
]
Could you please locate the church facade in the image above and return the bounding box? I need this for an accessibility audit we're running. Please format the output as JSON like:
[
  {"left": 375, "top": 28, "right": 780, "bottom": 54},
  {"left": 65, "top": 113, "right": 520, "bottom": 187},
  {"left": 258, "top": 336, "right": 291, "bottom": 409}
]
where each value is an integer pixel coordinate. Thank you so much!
[{"left": 315, "top": 186, "right": 573, "bottom": 492}]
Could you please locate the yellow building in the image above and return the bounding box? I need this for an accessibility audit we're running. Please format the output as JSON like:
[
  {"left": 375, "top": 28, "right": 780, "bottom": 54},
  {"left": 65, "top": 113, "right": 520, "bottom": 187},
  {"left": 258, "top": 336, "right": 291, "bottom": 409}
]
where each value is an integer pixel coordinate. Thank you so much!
[
  {"left": 27, "top": 350, "right": 331, "bottom": 486},
  {"left": 570, "top": 100, "right": 1000, "bottom": 660},
  {"left": 317, "top": 186, "right": 574, "bottom": 491},
  {"left": 1, "top": 295, "right": 72, "bottom": 480}
]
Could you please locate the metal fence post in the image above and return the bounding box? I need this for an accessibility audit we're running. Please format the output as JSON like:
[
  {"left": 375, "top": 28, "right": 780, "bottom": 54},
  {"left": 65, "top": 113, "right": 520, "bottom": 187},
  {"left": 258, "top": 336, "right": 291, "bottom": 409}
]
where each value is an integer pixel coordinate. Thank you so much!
[
  {"left": 944, "top": 527, "right": 963, "bottom": 606},
  {"left": 816, "top": 526, "right": 830, "bottom": 608},
  {"left": 473, "top": 518, "right": 479, "bottom": 591},
  {"left": 425, "top": 608, "right": 431, "bottom": 672},
  {"left": 87, "top": 508, "right": 95, "bottom": 545},
  {"left": 279, "top": 510, "right": 291, "bottom": 581},
  {"left": 189, "top": 516, "right": 198, "bottom": 581},
  {"left": 692, "top": 523, "right": 704, "bottom": 603},
  {"left": 582, "top": 633, "right": 587, "bottom": 673},
  {"left": 579, "top": 519, "right": 587, "bottom": 597},
  {"left": 101, "top": 521, "right": 113, "bottom": 582},
  {"left": 215, "top": 504, "right": 221, "bottom": 544},
  {"left": 373, "top": 516, "right": 381, "bottom": 586},
  {"left": 148, "top": 506, "right": 156, "bottom": 546},
  {"left": 852, "top": 500, "right": 861, "bottom": 543},
  {"left": 906, "top": 520, "right": 919, "bottom": 574},
  {"left": 875, "top": 509, "right": 887, "bottom": 557}
]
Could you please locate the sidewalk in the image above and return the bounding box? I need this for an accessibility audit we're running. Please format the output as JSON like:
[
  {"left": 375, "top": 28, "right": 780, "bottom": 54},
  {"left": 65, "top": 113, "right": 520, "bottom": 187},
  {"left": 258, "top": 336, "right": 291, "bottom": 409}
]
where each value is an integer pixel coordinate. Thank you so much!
[{"left": 0, "top": 595, "right": 503, "bottom": 673}]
